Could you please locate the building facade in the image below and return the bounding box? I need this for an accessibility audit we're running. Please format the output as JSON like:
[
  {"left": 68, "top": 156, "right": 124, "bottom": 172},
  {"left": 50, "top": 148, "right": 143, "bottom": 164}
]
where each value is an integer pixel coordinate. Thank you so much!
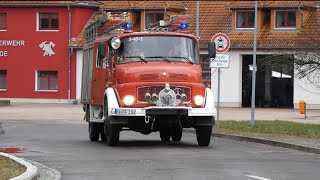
[{"left": 0, "top": 1, "right": 99, "bottom": 103}]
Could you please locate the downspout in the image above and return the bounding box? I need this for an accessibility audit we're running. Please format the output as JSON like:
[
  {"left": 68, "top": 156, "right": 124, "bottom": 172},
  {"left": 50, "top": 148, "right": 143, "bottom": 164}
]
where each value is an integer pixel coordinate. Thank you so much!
[{"left": 67, "top": 5, "right": 72, "bottom": 103}]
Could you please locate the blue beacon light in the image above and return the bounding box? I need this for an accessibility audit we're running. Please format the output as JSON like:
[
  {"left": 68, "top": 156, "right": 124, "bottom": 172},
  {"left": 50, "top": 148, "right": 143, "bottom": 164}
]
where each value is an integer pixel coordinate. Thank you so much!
[
  {"left": 124, "top": 22, "right": 132, "bottom": 30},
  {"left": 179, "top": 22, "right": 188, "bottom": 30}
]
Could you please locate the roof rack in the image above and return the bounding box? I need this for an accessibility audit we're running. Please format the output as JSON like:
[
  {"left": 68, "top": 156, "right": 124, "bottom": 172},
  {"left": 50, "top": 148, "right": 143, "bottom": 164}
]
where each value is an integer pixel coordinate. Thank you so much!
[{"left": 85, "top": 12, "right": 130, "bottom": 44}]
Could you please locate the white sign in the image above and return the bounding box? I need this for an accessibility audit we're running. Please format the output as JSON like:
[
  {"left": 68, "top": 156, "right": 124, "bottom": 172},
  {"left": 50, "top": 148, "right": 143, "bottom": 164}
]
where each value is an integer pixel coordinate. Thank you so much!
[
  {"left": 210, "top": 54, "right": 230, "bottom": 68},
  {"left": 210, "top": 33, "right": 230, "bottom": 54},
  {"left": 0, "top": 51, "right": 8, "bottom": 57},
  {"left": 0, "top": 40, "right": 25, "bottom": 47},
  {"left": 39, "top": 41, "right": 56, "bottom": 56},
  {"left": 0, "top": 40, "right": 26, "bottom": 57}
]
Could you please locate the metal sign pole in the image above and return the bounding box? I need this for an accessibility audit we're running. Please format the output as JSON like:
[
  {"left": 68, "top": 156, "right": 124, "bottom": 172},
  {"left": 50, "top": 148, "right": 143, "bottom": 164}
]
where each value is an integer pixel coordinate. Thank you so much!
[
  {"left": 251, "top": 0, "right": 258, "bottom": 127},
  {"left": 216, "top": 67, "right": 221, "bottom": 129}
]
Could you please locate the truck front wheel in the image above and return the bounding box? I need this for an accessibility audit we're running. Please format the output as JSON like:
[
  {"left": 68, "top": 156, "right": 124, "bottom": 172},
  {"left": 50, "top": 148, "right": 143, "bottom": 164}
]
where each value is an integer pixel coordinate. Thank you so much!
[
  {"left": 171, "top": 127, "right": 182, "bottom": 141},
  {"left": 89, "top": 122, "right": 99, "bottom": 141},
  {"left": 106, "top": 124, "right": 120, "bottom": 146},
  {"left": 196, "top": 125, "right": 213, "bottom": 146}
]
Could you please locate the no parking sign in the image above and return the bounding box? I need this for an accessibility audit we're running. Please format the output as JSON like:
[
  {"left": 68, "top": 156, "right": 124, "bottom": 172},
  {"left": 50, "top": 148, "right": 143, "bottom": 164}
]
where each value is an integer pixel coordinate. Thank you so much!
[{"left": 210, "top": 33, "right": 230, "bottom": 54}]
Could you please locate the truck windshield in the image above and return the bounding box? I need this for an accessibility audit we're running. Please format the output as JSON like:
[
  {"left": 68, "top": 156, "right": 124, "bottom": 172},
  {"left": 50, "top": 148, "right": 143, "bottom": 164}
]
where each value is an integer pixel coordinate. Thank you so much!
[{"left": 117, "top": 36, "right": 199, "bottom": 64}]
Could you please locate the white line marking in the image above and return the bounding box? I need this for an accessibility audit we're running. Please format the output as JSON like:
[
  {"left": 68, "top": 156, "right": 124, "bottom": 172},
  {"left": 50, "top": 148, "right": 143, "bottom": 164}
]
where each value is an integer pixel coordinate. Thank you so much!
[{"left": 245, "top": 174, "right": 274, "bottom": 180}]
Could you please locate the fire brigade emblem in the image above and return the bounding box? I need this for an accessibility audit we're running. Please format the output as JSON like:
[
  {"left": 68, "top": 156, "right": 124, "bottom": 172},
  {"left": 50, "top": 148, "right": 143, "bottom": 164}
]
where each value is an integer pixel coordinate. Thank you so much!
[{"left": 39, "top": 41, "right": 56, "bottom": 56}]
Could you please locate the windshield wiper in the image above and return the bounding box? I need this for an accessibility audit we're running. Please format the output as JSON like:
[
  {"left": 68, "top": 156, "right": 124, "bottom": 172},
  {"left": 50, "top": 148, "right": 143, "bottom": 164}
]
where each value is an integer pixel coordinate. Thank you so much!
[
  {"left": 123, "top": 56, "right": 147, "bottom": 63},
  {"left": 166, "top": 56, "right": 194, "bottom": 64},
  {"left": 144, "top": 56, "right": 171, "bottom": 63}
]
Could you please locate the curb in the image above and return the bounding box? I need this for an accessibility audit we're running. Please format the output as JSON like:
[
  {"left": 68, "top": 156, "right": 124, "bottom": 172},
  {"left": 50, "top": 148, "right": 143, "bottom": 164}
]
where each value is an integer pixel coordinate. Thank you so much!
[
  {"left": 27, "top": 160, "right": 61, "bottom": 180},
  {"left": 183, "top": 129, "right": 320, "bottom": 154},
  {"left": 0, "top": 152, "right": 38, "bottom": 180}
]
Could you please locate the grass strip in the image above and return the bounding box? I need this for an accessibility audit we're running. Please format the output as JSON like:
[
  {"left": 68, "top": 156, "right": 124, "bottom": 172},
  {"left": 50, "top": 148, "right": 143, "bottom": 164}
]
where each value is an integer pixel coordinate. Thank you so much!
[
  {"left": 0, "top": 155, "right": 26, "bottom": 180},
  {"left": 214, "top": 120, "right": 320, "bottom": 139}
]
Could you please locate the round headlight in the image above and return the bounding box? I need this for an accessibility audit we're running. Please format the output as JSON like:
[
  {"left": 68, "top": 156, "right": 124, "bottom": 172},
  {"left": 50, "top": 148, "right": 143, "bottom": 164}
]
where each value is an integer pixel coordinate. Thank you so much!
[
  {"left": 110, "top": 37, "right": 121, "bottom": 49},
  {"left": 123, "top": 95, "right": 135, "bottom": 106},
  {"left": 194, "top": 95, "right": 204, "bottom": 106}
]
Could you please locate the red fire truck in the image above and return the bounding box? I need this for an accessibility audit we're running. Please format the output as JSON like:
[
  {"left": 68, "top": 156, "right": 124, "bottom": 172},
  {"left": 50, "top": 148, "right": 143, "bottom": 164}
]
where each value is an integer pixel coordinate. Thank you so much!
[{"left": 81, "top": 12, "right": 216, "bottom": 146}]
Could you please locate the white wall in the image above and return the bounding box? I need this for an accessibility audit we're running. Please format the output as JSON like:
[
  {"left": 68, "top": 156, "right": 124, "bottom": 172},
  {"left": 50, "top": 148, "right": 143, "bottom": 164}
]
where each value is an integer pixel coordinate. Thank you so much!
[
  {"left": 76, "top": 50, "right": 83, "bottom": 100},
  {"left": 210, "top": 51, "right": 243, "bottom": 107},
  {"left": 294, "top": 76, "right": 320, "bottom": 109},
  {"left": 203, "top": 49, "right": 289, "bottom": 108}
]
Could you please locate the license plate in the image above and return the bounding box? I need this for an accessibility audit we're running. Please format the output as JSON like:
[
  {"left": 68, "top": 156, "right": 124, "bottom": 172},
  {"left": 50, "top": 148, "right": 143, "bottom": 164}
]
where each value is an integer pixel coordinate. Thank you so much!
[{"left": 112, "top": 108, "right": 136, "bottom": 115}]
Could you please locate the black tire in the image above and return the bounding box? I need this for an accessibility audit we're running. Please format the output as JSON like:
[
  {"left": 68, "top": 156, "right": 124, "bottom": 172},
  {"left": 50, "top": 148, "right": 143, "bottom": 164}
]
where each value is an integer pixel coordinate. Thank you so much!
[
  {"left": 196, "top": 125, "right": 213, "bottom": 146},
  {"left": 89, "top": 122, "right": 99, "bottom": 141},
  {"left": 160, "top": 128, "right": 171, "bottom": 142},
  {"left": 84, "top": 104, "right": 90, "bottom": 121},
  {"left": 106, "top": 124, "right": 120, "bottom": 146},
  {"left": 171, "top": 127, "right": 182, "bottom": 141},
  {"left": 100, "top": 125, "right": 106, "bottom": 141}
]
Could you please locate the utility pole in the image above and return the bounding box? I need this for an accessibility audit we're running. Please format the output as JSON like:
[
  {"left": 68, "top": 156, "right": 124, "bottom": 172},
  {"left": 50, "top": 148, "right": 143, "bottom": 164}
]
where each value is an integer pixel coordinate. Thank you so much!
[{"left": 251, "top": 0, "right": 258, "bottom": 127}]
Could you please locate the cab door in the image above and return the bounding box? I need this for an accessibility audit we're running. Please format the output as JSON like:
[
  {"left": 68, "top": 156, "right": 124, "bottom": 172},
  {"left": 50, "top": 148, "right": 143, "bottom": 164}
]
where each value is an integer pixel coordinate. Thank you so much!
[{"left": 91, "top": 42, "right": 109, "bottom": 105}]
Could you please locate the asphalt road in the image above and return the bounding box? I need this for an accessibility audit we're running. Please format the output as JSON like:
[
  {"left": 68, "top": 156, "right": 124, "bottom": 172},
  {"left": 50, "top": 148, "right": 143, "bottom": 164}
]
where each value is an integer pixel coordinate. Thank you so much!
[{"left": 1, "top": 120, "right": 320, "bottom": 180}]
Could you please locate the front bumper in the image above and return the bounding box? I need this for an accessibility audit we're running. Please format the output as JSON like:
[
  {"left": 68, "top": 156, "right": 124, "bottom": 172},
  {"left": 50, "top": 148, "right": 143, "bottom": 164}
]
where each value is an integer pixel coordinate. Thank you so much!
[{"left": 110, "top": 106, "right": 216, "bottom": 117}]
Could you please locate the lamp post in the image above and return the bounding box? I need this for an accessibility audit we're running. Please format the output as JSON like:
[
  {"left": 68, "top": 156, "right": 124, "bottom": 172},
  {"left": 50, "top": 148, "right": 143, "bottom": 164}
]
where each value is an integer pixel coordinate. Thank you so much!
[{"left": 251, "top": 0, "right": 258, "bottom": 127}]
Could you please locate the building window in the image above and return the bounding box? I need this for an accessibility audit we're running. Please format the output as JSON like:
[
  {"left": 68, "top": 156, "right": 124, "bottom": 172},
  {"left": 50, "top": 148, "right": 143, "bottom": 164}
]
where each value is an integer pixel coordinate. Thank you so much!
[
  {"left": 0, "top": 70, "right": 7, "bottom": 90},
  {"left": 145, "top": 12, "right": 164, "bottom": 28},
  {"left": 276, "top": 10, "right": 296, "bottom": 28},
  {"left": 37, "top": 71, "right": 58, "bottom": 91},
  {"left": 0, "top": 13, "right": 7, "bottom": 31},
  {"left": 236, "top": 11, "right": 254, "bottom": 28},
  {"left": 38, "top": 13, "right": 59, "bottom": 30}
]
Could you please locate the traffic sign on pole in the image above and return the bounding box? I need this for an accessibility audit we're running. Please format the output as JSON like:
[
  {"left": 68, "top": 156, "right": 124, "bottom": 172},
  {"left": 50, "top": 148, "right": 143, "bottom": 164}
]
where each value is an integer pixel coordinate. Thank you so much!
[
  {"left": 210, "top": 54, "right": 230, "bottom": 68},
  {"left": 210, "top": 33, "right": 230, "bottom": 54},
  {"left": 210, "top": 33, "right": 231, "bottom": 129}
]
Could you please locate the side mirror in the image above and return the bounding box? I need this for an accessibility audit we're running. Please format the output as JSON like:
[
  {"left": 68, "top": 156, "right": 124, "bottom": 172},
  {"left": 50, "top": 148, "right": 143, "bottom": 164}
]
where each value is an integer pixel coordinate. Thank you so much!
[{"left": 208, "top": 42, "right": 216, "bottom": 60}]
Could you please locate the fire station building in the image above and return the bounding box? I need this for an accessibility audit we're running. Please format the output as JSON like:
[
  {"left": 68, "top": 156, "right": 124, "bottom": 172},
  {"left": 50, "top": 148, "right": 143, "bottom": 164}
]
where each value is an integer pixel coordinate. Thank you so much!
[
  {"left": 1, "top": 1, "right": 320, "bottom": 109},
  {"left": 0, "top": 1, "right": 99, "bottom": 103}
]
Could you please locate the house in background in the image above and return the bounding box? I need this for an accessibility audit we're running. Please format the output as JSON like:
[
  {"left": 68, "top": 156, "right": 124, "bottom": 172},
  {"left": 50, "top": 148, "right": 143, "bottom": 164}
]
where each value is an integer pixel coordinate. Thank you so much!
[
  {"left": 0, "top": 1, "right": 101, "bottom": 103},
  {"left": 183, "top": 1, "right": 320, "bottom": 109}
]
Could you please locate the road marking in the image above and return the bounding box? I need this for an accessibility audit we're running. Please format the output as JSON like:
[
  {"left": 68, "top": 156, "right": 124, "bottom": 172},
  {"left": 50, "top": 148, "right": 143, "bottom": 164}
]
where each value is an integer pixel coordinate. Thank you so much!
[{"left": 245, "top": 174, "right": 274, "bottom": 180}]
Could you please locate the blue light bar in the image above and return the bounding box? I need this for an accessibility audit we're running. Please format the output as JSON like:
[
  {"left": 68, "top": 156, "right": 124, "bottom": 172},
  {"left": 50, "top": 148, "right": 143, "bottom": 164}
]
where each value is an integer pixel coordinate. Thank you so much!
[
  {"left": 179, "top": 22, "right": 188, "bottom": 30},
  {"left": 124, "top": 22, "right": 132, "bottom": 30}
]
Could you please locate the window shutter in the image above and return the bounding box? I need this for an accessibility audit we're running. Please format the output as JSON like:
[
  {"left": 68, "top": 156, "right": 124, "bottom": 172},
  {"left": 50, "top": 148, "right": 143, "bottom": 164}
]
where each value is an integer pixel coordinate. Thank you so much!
[{"left": 0, "top": 13, "right": 7, "bottom": 30}]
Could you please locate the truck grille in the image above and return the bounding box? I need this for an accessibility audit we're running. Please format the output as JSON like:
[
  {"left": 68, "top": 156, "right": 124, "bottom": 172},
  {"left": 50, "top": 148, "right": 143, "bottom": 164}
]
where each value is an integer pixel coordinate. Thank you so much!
[{"left": 137, "top": 86, "right": 191, "bottom": 102}]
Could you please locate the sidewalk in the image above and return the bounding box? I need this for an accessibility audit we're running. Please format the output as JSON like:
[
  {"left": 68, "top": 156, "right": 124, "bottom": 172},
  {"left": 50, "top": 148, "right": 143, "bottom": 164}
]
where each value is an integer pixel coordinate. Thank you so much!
[
  {"left": 219, "top": 107, "right": 320, "bottom": 124},
  {"left": 0, "top": 103, "right": 319, "bottom": 124}
]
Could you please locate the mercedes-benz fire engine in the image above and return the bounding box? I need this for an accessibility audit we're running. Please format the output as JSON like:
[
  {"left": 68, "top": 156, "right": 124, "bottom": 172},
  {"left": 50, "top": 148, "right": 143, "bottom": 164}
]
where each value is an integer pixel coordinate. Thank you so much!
[{"left": 81, "top": 12, "right": 216, "bottom": 146}]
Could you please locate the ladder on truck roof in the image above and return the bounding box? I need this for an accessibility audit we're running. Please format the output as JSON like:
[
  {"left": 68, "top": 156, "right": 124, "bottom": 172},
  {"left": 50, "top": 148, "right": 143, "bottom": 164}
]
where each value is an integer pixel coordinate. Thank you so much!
[
  {"left": 147, "top": 15, "right": 192, "bottom": 32},
  {"left": 85, "top": 12, "right": 130, "bottom": 44}
]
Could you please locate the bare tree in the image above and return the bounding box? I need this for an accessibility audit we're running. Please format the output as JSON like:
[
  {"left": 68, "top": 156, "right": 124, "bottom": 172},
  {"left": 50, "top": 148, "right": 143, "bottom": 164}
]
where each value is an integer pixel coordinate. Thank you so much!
[{"left": 294, "top": 51, "right": 320, "bottom": 94}]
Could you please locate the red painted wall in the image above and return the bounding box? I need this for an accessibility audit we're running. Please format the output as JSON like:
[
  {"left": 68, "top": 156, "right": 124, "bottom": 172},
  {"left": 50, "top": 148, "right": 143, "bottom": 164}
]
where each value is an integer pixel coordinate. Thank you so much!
[{"left": 0, "top": 6, "right": 95, "bottom": 100}]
